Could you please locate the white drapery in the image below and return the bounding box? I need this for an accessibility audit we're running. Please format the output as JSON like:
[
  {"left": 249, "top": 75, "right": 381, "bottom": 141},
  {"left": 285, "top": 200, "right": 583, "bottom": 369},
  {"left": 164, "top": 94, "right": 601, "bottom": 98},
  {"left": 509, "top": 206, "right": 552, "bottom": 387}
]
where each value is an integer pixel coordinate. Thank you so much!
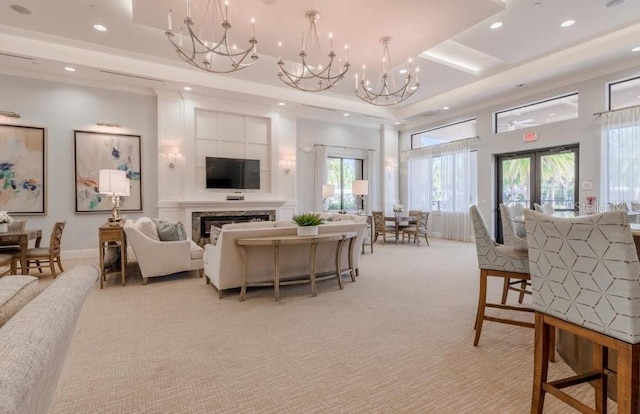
[
  {"left": 406, "top": 137, "right": 476, "bottom": 241},
  {"left": 601, "top": 106, "right": 640, "bottom": 206},
  {"left": 314, "top": 145, "right": 328, "bottom": 211}
]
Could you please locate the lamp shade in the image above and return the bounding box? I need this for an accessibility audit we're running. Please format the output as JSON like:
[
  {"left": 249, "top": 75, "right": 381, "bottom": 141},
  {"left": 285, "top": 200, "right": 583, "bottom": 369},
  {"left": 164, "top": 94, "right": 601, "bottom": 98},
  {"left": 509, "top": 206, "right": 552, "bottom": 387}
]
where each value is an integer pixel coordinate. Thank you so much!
[
  {"left": 99, "top": 169, "right": 130, "bottom": 196},
  {"left": 322, "top": 184, "right": 335, "bottom": 198},
  {"left": 352, "top": 180, "right": 368, "bottom": 196}
]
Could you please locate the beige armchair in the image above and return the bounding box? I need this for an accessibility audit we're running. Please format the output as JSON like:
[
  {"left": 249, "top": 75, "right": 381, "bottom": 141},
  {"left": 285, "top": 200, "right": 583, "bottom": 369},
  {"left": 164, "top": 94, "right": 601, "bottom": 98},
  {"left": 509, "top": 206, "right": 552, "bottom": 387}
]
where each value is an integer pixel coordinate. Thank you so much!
[{"left": 123, "top": 219, "right": 204, "bottom": 284}]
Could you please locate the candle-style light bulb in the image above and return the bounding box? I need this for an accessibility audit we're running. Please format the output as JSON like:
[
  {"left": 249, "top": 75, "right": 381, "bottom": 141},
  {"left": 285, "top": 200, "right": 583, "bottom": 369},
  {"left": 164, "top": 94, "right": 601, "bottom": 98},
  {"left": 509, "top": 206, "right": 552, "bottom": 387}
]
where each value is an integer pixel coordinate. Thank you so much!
[
  {"left": 187, "top": 0, "right": 191, "bottom": 18},
  {"left": 329, "top": 32, "right": 333, "bottom": 52},
  {"left": 355, "top": 73, "right": 358, "bottom": 89},
  {"left": 251, "top": 17, "right": 255, "bottom": 37},
  {"left": 344, "top": 44, "right": 349, "bottom": 62},
  {"left": 224, "top": 0, "right": 229, "bottom": 20},
  {"left": 168, "top": 9, "right": 172, "bottom": 31}
]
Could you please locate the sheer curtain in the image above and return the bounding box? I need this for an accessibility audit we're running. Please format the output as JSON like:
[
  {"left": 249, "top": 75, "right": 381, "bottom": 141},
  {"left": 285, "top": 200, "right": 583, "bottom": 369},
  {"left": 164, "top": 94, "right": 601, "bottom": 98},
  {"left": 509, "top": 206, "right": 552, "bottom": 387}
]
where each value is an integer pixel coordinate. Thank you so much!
[
  {"left": 406, "top": 138, "right": 475, "bottom": 241},
  {"left": 601, "top": 106, "right": 640, "bottom": 206}
]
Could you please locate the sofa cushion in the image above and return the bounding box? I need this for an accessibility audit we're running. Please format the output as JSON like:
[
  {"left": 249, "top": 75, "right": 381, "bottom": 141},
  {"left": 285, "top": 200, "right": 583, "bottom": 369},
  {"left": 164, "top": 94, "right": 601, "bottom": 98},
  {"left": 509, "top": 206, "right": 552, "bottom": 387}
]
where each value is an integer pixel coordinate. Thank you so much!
[
  {"left": 153, "top": 219, "right": 187, "bottom": 241},
  {"left": 134, "top": 217, "right": 160, "bottom": 241},
  {"left": 0, "top": 276, "right": 40, "bottom": 328},
  {"left": 189, "top": 240, "right": 204, "bottom": 260}
]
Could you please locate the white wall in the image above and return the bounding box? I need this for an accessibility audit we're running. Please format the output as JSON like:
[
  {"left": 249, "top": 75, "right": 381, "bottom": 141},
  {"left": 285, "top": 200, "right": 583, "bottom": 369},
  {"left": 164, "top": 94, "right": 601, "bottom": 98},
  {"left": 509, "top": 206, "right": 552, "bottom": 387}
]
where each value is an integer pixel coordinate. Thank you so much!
[
  {"left": 399, "top": 65, "right": 640, "bottom": 235},
  {"left": 0, "top": 74, "right": 157, "bottom": 254},
  {"left": 296, "top": 118, "right": 384, "bottom": 213}
]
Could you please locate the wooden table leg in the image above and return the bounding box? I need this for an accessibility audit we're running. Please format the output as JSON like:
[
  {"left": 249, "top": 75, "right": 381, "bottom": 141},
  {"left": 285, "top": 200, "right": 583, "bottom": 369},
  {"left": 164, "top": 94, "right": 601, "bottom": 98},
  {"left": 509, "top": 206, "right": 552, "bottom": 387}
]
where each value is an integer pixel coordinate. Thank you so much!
[
  {"left": 99, "top": 241, "right": 105, "bottom": 289},
  {"left": 239, "top": 245, "right": 248, "bottom": 301},
  {"left": 274, "top": 244, "right": 280, "bottom": 300},
  {"left": 120, "top": 241, "right": 126, "bottom": 286},
  {"left": 19, "top": 234, "right": 28, "bottom": 275},
  {"left": 309, "top": 242, "right": 318, "bottom": 297},
  {"left": 334, "top": 238, "right": 344, "bottom": 290}
]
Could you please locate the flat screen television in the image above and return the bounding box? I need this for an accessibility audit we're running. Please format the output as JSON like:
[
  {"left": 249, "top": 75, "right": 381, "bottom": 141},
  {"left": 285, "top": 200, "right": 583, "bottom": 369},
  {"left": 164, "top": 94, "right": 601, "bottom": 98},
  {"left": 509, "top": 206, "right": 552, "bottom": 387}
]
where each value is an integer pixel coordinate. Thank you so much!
[{"left": 205, "top": 156, "right": 260, "bottom": 189}]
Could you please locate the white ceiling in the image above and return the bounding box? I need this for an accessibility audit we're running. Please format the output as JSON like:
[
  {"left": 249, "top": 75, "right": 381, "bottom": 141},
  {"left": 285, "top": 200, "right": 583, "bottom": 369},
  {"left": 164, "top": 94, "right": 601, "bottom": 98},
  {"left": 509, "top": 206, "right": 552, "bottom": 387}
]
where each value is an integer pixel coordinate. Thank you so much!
[{"left": 0, "top": 0, "right": 638, "bottom": 126}]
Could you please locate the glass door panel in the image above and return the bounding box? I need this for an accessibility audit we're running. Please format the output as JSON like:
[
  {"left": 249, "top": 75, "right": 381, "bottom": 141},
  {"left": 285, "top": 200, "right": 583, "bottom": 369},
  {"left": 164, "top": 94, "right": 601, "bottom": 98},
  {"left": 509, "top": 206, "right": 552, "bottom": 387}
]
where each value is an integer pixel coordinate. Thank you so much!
[
  {"left": 496, "top": 155, "right": 532, "bottom": 243},
  {"left": 538, "top": 151, "right": 576, "bottom": 211}
]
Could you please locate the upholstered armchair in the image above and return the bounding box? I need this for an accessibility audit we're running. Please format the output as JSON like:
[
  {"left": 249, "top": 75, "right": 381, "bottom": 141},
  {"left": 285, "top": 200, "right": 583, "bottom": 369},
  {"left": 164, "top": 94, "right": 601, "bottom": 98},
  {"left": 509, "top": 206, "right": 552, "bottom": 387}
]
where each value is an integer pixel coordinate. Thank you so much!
[{"left": 469, "top": 205, "right": 533, "bottom": 346}]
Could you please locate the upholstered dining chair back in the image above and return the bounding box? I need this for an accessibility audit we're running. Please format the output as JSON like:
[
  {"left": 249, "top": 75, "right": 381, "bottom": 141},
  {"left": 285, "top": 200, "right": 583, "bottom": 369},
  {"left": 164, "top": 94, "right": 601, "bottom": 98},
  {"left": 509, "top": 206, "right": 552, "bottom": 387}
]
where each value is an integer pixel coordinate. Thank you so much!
[
  {"left": 470, "top": 205, "right": 529, "bottom": 273},
  {"left": 8, "top": 220, "right": 26, "bottom": 232},
  {"left": 499, "top": 203, "right": 527, "bottom": 249},
  {"left": 533, "top": 202, "right": 554, "bottom": 215},
  {"left": 523, "top": 209, "right": 640, "bottom": 343},
  {"left": 48, "top": 221, "right": 66, "bottom": 255}
]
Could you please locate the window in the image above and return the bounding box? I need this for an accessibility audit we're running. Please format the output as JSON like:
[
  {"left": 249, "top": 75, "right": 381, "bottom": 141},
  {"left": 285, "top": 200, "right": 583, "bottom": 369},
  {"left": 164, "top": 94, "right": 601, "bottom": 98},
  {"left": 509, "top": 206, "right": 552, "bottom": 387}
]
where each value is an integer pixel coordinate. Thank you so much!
[
  {"left": 609, "top": 76, "right": 640, "bottom": 111},
  {"left": 326, "top": 157, "right": 364, "bottom": 212},
  {"left": 494, "top": 93, "right": 579, "bottom": 133},
  {"left": 411, "top": 119, "right": 476, "bottom": 149}
]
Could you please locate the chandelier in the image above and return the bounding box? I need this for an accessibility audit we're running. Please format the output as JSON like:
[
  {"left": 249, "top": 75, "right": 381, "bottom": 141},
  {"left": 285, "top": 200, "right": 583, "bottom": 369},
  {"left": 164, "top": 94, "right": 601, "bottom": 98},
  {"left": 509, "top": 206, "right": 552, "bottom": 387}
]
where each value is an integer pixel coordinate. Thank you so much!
[
  {"left": 277, "top": 10, "right": 350, "bottom": 92},
  {"left": 165, "top": 0, "right": 258, "bottom": 74},
  {"left": 355, "top": 37, "right": 420, "bottom": 106}
]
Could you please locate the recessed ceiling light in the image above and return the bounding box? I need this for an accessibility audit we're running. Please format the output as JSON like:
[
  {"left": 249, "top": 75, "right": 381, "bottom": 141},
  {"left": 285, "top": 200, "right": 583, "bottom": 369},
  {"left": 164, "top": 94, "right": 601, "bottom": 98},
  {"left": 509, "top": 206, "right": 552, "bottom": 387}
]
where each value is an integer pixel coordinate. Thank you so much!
[
  {"left": 343, "top": 113, "right": 350, "bottom": 117},
  {"left": 442, "top": 106, "right": 450, "bottom": 110},
  {"left": 560, "top": 20, "right": 575, "bottom": 28},
  {"left": 278, "top": 102, "right": 285, "bottom": 106},
  {"left": 93, "top": 24, "right": 107, "bottom": 32},
  {"left": 64, "top": 66, "right": 76, "bottom": 72},
  {"left": 632, "top": 46, "right": 640, "bottom": 52},
  {"left": 549, "top": 113, "right": 556, "bottom": 116},
  {"left": 394, "top": 121, "right": 401, "bottom": 125},
  {"left": 490, "top": 22, "right": 503, "bottom": 29},
  {"left": 605, "top": 0, "right": 627, "bottom": 7},
  {"left": 183, "top": 86, "right": 192, "bottom": 91},
  {"left": 410, "top": 86, "right": 418, "bottom": 90},
  {"left": 10, "top": 5, "right": 32, "bottom": 14}
]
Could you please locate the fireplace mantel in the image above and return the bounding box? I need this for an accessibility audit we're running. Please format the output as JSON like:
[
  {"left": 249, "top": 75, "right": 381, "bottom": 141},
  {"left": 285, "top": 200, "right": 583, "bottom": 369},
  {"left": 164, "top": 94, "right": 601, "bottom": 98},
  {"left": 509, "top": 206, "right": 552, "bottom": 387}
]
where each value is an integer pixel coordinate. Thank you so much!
[{"left": 178, "top": 200, "right": 287, "bottom": 209}]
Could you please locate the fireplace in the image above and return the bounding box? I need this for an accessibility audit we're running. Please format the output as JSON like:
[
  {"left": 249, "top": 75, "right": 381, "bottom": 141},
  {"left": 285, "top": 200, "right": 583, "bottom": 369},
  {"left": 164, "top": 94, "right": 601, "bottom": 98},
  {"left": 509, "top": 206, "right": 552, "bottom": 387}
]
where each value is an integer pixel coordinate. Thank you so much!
[{"left": 191, "top": 210, "right": 276, "bottom": 246}]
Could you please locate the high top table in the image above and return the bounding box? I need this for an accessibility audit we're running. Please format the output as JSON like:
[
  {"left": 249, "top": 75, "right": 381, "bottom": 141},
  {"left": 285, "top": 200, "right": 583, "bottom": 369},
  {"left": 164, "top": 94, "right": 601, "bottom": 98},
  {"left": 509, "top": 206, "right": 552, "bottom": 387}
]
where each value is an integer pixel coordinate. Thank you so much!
[{"left": 236, "top": 231, "right": 357, "bottom": 301}]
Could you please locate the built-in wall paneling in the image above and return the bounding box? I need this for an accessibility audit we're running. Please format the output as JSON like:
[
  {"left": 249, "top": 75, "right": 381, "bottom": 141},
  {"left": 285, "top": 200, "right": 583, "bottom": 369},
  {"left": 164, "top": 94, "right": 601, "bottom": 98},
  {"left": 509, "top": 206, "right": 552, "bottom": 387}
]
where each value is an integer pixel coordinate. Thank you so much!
[
  {"left": 399, "top": 66, "right": 640, "bottom": 236},
  {"left": 194, "top": 108, "right": 271, "bottom": 194},
  {"left": 0, "top": 73, "right": 157, "bottom": 253},
  {"left": 157, "top": 92, "right": 184, "bottom": 203}
]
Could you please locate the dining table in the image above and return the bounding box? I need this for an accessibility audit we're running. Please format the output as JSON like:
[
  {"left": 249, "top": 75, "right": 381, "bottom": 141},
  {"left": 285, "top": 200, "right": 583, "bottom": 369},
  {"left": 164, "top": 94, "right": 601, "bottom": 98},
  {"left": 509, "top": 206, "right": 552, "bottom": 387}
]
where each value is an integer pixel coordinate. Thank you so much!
[
  {"left": 0, "top": 228, "right": 42, "bottom": 275},
  {"left": 384, "top": 215, "right": 417, "bottom": 245}
]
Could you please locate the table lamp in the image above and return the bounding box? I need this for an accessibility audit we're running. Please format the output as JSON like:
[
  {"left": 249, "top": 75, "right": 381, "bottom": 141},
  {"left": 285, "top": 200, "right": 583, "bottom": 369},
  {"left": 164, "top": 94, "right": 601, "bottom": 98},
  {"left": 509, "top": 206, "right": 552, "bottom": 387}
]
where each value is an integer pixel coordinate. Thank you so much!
[
  {"left": 99, "top": 169, "right": 130, "bottom": 223},
  {"left": 322, "top": 184, "right": 335, "bottom": 211},
  {"left": 352, "top": 180, "right": 368, "bottom": 215}
]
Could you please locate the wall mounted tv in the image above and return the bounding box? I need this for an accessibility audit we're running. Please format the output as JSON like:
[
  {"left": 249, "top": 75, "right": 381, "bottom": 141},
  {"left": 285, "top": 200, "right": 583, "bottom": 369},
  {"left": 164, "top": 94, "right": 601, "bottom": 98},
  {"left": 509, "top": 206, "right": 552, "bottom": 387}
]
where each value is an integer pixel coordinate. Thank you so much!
[{"left": 205, "top": 156, "right": 260, "bottom": 189}]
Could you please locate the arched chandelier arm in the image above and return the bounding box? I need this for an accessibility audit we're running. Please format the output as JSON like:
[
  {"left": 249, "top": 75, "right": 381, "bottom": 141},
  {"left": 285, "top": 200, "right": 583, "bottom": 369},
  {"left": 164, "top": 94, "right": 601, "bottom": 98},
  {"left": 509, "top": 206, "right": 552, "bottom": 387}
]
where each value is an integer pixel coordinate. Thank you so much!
[{"left": 165, "top": 0, "right": 258, "bottom": 74}]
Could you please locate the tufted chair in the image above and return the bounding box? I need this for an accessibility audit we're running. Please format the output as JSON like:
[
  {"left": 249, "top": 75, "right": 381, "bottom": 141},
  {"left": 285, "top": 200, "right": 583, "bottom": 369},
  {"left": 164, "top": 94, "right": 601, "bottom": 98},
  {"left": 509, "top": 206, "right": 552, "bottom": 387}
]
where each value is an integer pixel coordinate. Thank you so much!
[
  {"left": 525, "top": 209, "right": 640, "bottom": 413},
  {"left": 498, "top": 203, "right": 530, "bottom": 304},
  {"left": 469, "top": 205, "right": 533, "bottom": 346}
]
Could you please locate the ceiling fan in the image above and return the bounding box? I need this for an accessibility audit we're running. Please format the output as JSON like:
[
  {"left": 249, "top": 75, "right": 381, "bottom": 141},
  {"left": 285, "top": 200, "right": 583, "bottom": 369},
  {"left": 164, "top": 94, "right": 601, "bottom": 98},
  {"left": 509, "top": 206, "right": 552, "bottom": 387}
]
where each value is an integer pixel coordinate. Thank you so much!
[{"left": 499, "top": 118, "right": 539, "bottom": 131}]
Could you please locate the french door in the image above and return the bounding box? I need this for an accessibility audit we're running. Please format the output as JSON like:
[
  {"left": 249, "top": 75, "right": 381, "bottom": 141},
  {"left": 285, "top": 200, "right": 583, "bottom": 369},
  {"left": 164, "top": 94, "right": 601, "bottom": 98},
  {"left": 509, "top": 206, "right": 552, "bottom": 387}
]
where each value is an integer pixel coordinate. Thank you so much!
[{"left": 496, "top": 145, "right": 579, "bottom": 242}]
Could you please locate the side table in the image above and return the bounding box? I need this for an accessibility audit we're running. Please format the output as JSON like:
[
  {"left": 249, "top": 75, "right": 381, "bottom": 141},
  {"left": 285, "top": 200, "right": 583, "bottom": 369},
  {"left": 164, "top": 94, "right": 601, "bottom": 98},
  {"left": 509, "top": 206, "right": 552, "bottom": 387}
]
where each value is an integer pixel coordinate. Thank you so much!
[{"left": 99, "top": 221, "right": 127, "bottom": 288}]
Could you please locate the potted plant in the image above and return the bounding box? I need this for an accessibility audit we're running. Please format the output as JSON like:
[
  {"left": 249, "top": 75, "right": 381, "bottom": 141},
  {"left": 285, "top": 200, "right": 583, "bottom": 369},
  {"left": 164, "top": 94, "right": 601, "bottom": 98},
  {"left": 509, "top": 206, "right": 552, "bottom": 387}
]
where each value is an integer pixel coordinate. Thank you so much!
[
  {"left": 292, "top": 212, "right": 324, "bottom": 236},
  {"left": 393, "top": 204, "right": 404, "bottom": 218},
  {"left": 0, "top": 210, "right": 13, "bottom": 233}
]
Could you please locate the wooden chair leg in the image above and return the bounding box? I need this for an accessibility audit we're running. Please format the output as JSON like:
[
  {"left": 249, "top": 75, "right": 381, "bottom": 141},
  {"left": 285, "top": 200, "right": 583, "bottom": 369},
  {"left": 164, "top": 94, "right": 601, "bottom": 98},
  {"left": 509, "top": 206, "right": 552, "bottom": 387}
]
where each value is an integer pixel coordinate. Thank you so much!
[
  {"left": 50, "top": 254, "right": 57, "bottom": 278},
  {"left": 518, "top": 280, "right": 527, "bottom": 303},
  {"left": 531, "top": 312, "right": 550, "bottom": 414},
  {"left": 616, "top": 342, "right": 640, "bottom": 414},
  {"left": 501, "top": 277, "right": 510, "bottom": 304},
  {"left": 593, "top": 344, "right": 607, "bottom": 414},
  {"left": 473, "top": 269, "right": 488, "bottom": 346},
  {"left": 424, "top": 233, "right": 429, "bottom": 246},
  {"left": 57, "top": 256, "right": 64, "bottom": 273}
]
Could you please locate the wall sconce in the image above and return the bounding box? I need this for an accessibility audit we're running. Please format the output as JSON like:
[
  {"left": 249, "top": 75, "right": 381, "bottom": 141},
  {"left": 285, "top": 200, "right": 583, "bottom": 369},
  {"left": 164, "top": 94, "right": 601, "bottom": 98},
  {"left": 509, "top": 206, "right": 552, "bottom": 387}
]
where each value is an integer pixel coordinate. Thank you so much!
[
  {"left": 163, "top": 147, "right": 180, "bottom": 169},
  {"left": 352, "top": 180, "right": 369, "bottom": 214},
  {"left": 282, "top": 155, "right": 295, "bottom": 174},
  {"left": 0, "top": 111, "right": 20, "bottom": 118},
  {"left": 386, "top": 160, "right": 397, "bottom": 178}
]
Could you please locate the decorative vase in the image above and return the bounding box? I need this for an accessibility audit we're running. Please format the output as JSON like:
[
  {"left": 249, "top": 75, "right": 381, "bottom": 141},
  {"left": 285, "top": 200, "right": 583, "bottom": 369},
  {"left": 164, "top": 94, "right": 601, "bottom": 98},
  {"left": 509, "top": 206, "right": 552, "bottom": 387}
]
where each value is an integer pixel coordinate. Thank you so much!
[
  {"left": 297, "top": 225, "right": 318, "bottom": 237},
  {"left": 0, "top": 223, "right": 7, "bottom": 233},
  {"left": 395, "top": 211, "right": 403, "bottom": 218}
]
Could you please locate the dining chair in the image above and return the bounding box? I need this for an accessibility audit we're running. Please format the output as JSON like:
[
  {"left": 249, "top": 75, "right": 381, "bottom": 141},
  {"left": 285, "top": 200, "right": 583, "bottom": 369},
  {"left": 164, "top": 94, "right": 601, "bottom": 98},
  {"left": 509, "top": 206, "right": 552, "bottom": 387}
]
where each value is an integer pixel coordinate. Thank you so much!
[
  {"left": 498, "top": 204, "right": 530, "bottom": 305},
  {"left": 525, "top": 209, "right": 640, "bottom": 414},
  {"left": 469, "top": 205, "right": 533, "bottom": 346},
  {"left": 20, "top": 221, "right": 66, "bottom": 278},
  {"left": 401, "top": 211, "right": 430, "bottom": 246},
  {"left": 371, "top": 211, "right": 395, "bottom": 244},
  {"left": 0, "top": 253, "right": 17, "bottom": 276}
]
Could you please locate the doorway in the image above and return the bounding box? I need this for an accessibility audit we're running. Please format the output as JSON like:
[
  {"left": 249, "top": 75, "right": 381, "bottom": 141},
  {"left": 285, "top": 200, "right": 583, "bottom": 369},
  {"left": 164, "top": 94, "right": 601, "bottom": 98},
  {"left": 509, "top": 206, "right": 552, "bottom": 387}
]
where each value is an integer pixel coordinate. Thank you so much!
[{"left": 496, "top": 145, "right": 579, "bottom": 242}]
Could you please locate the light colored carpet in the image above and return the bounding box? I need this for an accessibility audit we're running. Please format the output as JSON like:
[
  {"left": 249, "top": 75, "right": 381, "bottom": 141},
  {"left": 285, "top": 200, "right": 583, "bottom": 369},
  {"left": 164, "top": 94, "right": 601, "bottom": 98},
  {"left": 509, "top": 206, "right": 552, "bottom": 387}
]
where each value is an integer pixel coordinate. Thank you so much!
[{"left": 45, "top": 240, "right": 615, "bottom": 413}]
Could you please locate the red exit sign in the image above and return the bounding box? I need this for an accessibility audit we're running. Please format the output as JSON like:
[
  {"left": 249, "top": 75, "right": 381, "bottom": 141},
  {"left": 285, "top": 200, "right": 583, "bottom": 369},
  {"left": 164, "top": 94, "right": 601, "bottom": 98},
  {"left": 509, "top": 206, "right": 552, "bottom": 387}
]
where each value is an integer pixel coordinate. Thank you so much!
[{"left": 523, "top": 131, "right": 537, "bottom": 142}]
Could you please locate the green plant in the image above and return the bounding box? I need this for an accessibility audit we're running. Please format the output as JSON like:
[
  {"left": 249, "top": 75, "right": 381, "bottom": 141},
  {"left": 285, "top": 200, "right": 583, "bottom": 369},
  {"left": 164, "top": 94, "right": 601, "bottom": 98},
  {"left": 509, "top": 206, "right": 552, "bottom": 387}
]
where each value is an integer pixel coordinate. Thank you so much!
[{"left": 291, "top": 212, "right": 324, "bottom": 226}]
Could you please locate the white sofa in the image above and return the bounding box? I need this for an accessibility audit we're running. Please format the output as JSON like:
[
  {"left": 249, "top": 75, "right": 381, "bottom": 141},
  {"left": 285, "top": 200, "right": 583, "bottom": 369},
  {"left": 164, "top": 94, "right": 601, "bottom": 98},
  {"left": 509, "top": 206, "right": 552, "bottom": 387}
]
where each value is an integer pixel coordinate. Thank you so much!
[
  {"left": 203, "top": 220, "right": 368, "bottom": 298},
  {"left": 0, "top": 264, "right": 99, "bottom": 414},
  {"left": 123, "top": 218, "right": 204, "bottom": 284}
]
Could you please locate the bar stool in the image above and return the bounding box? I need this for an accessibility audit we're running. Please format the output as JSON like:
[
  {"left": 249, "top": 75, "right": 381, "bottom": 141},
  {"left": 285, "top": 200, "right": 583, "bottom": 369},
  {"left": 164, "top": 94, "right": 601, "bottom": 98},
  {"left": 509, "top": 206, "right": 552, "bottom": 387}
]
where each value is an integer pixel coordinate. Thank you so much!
[
  {"left": 499, "top": 203, "right": 530, "bottom": 304},
  {"left": 525, "top": 209, "right": 640, "bottom": 413}
]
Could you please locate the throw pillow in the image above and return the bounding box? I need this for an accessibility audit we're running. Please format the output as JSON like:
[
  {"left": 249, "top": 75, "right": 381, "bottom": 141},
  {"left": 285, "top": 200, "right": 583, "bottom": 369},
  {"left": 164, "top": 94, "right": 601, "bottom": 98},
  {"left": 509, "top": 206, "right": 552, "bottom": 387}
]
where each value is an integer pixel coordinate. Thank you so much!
[
  {"left": 209, "top": 225, "right": 222, "bottom": 245},
  {"left": 153, "top": 219, "right": 187, "bottom": 241},
  {"left": 135, "top": 217, "right": 160, "bottom": 241}
]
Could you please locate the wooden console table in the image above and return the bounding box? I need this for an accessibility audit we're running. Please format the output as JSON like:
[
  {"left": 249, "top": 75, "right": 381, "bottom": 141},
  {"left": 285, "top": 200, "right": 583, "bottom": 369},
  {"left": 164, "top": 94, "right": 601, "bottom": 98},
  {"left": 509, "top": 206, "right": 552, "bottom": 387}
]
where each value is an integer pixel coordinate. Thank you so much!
[
  {"left": 98, "top": 221, "right": 127, "bottom": 289},
  {"left": 236, "top": 231, "right": 357, "bottom": 301}
]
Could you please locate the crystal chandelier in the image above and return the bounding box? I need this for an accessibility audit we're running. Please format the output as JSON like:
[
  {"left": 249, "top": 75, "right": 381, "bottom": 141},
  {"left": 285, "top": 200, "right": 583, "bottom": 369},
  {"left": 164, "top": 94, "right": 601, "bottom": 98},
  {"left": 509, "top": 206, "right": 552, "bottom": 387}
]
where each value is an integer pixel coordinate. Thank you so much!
[
  {"left": 277, "top": 10, "right": 350, "bottom": 92},
  {"left": 355, "top": 37, "right": 420, "bottom": 106},
  {"left": 165, "top": 0, "right": 258, "bottom": 74}
]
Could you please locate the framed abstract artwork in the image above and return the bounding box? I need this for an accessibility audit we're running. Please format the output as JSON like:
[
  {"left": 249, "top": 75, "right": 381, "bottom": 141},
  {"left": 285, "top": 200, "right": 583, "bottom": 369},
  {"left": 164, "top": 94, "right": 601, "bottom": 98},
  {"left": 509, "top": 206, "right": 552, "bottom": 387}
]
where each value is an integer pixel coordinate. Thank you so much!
[
  {"left": 0, "top": 124, "right": 46, "bottom": 214},
  {"left": 74, "top": 130, "right": 142, "bottom": 213}
]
